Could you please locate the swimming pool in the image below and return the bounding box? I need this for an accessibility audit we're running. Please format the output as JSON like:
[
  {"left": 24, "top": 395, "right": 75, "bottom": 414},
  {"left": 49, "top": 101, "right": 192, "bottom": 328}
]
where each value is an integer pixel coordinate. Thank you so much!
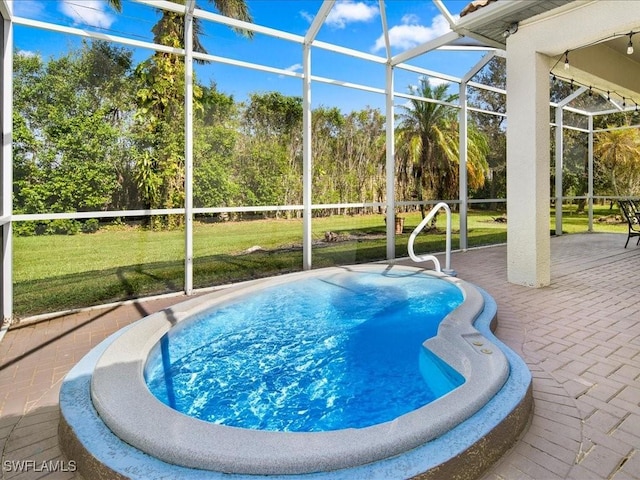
[
  {"left": 144, "top": 269, "right": 465, "bottom": 432},
  {"left": 85, "top": 264, "right": 516, "bottom": 475}
]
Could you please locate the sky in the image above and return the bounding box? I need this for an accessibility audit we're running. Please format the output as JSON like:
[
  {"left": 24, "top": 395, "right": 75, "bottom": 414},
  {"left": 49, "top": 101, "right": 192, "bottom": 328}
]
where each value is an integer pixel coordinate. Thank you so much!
[{"left": 12, "top": 0, "right": 490, "bottom": 112}]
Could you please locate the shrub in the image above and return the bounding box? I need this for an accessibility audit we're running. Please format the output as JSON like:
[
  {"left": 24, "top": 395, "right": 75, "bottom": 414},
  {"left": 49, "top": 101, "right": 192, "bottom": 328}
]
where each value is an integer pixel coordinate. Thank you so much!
[
  {"left": 81, "top": 218, "right": 100, "bottom": 234},
  {"left": 47, "top": 219, "right": 81, "bottom": 235},
  {"left": 13, "top": 221, "right": 38, "bottom": 236}
]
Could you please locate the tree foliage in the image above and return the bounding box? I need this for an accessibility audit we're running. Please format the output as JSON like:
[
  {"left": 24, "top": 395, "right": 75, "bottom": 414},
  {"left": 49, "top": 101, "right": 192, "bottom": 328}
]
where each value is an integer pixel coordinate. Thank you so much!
[
  {"left": 594, "top": 126, "right": 640, "bottom": 196},
  {"left": 468, "top": 57, "right": 506, "bottom": 202},
  {"left": 396, "top": 78, "right": 489, "bottom": 217},
  {"left": 10, "top": 40, "right": 504, "bottom": 235},
  {"left": 13, "top": 42, "right": 132, "bottom": 219}
]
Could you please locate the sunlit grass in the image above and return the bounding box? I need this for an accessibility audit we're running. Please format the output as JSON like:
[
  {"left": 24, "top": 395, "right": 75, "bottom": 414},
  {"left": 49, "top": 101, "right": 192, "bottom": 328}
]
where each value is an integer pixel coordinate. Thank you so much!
[{"left": 12, "top": 205, "right": 627, "bottom": 317}]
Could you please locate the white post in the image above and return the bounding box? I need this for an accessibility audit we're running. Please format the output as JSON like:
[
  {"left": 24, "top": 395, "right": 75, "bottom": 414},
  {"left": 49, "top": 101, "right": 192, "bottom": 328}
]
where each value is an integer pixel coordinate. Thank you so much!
[
  {"left": 588, "top": 114, "right": 593, "bottom": 231},
  {"left": 1, "top": 4, "right": 12, "bottom": 321},
  {"left": 299, "top": 2, "right": 331, "bottom": 270},
  {"left": 555, "top": 106, "right": 563, "bottom": 236},
  {"left": 459, "top": 52, "right": 494, "bottom": 252},
  {"left": 385, "top": 63, "right": 395, "bottom": 260},
  {"left": 302, "top": 43, "right": 312, "bottom": 270},
  {"left": 458, "top": 80, "right": 468, "bottom": 251},
  {"left": 553, "top": 87, "right": 585, "bottom": 238},
  {"left": 184, "top": 0, "right": 195, "bottom": 294},
  {"left": 506, "top": 45, "right": 551, "bottom": 287}
]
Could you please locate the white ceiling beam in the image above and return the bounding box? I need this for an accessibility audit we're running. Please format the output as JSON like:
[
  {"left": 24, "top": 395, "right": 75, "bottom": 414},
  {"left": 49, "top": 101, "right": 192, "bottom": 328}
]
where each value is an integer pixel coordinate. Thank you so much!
[
  {"left": 462, "top": 51, "right": 496, "bottom": 83},
  {"left": 14, "top": 17, "right": 183, "bottom": 55},
  {"left": 135, "top": 0, "right": 304, "bottom": 44},
  {"left": 312, "top": 40, "right": 386, "bottom": 64},
  {"left": 557, "top": 86, "right": 587, "bottom": 108},
  {"left": 467, "top": 81, "right": 505, "bottom": 95},
  {"left": 0, "top": 1, "right": 11, "bottom": 20},
  {"left": 304, "top": 1, "right": 334, "bottom": 45},
  {"left": 391, "top": 30, "right": 460, "bottom": 66},
  {"left": 379, "top": 0, "right": 392, "bottom": 61},
  {"left": 432, "top": 0, "right": 457, "bottom": 29},
  {"left": 310, "top": 75, "right": 385, "bottom": 95},
  {"left": 193, "top": 51, "right": 303, "bottom": 78},
  {"left": 395, "top": 62, "right": 461, "bottom": 85}
]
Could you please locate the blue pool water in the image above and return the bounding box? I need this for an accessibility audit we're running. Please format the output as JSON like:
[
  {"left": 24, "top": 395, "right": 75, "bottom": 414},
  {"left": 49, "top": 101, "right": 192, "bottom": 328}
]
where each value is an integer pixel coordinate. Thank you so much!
[{"left": 144, "top": 268, "right": 465, "bottom": 432}]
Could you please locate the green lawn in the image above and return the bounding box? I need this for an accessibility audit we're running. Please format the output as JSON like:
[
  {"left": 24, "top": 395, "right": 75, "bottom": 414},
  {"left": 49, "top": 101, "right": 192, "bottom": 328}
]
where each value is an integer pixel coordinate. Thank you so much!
[{"left": 12, "top": 206, "right": 628, "bottom": 318}]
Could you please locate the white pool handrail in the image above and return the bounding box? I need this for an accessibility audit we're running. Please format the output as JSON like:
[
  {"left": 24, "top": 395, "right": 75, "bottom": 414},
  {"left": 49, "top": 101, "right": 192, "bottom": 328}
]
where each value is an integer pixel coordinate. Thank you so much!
[{"left": 407, "top": 202, "right": 455, "bottom": 276}]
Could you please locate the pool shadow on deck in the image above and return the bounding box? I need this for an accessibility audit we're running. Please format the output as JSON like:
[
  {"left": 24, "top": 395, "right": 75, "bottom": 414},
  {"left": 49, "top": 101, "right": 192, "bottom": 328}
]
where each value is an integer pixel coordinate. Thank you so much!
[
  {"left": 14, "top": 252, "right": 299, "bottom": 318},
  {"left": 13, "top": 233, "right": 401, "bottom": 318},
  {"left": 13, "top": 224, "right": 510, "bottom": 320}
]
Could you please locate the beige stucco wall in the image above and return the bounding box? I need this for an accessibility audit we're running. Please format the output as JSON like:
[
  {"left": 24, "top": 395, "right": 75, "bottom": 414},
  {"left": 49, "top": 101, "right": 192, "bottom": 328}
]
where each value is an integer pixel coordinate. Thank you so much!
[{"left": 505, "top": 1, "right": 640, "bottom": 287}]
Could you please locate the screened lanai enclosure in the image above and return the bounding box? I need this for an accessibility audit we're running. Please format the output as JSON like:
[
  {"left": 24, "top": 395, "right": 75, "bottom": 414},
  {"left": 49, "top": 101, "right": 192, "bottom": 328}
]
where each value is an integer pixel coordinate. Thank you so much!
[{"left": 1, "top": 0, "right": 640, "bottom": 320}]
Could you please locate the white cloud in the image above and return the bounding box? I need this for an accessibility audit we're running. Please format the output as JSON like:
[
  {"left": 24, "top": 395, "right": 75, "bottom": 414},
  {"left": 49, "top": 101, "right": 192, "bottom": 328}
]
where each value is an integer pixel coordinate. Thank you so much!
[
  {"left": 372, "top": 14, "right": 452, "bottom": 53},
  {"left": 428, "top": 77, "right": 451, "bottom": 88},
  {"left": 279, "top": 63, "right": 303, "bottom": 78},
  {"left": 401, "top": 13, "right": 420, "bottom": 25},
  {"left": 300, "top": 10, "right": 314, "bottom": 23},
  {"left": 17, "top": 50, "right": 41, "bottom": 60},
  {"left": 284, "top": 63, "right": 303, "bottom": 73},
  {"left": 326, "top": 1, "right": 379, "bottom": 29},
  {"left": 60, "top": 0, "right": 116, "bottom": 29}
]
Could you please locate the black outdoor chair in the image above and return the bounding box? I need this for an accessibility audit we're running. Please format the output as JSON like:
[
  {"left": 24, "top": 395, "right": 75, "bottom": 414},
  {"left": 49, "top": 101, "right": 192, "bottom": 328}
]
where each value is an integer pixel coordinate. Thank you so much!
[{"left": 617, "top": 199, "right": 640, "bottom": 248}]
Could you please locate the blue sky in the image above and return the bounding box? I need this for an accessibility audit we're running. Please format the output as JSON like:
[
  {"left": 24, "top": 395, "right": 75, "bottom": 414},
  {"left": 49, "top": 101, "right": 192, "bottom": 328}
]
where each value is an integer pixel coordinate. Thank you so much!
[{"left": 13, "top": 0, "right": 487, "bottom": 112}]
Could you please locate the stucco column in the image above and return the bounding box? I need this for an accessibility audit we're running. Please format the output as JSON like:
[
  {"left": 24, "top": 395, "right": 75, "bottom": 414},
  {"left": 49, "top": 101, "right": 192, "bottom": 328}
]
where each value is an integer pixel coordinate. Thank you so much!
[{"left": 506, "top": 45, "right": 550, "bottom": 287}]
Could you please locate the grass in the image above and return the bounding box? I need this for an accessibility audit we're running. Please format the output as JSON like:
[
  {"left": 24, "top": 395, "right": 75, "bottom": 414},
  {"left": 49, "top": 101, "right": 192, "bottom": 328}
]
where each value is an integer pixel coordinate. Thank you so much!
[{"left": 12, "top": 205, "right": 628, "bottom": 318}]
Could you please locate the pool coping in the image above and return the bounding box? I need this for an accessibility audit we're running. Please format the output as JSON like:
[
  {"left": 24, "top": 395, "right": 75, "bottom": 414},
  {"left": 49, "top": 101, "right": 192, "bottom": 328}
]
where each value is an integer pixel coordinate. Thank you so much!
[
  {"left": 60, "top": 266, "right": 531, "bottom": 478},
  {"left": 87, "top": 264, "right": 510, "bottom": 475}
]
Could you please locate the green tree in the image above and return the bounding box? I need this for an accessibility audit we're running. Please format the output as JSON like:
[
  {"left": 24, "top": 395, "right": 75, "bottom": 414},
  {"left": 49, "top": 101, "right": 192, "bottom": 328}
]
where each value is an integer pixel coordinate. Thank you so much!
[
  {"left": 396, "top": 78, "right": 489, "bottom": 217},
  {"left": 193, "top": 84, "right": 241, "bottom": 210},
  {"left": 469, "top": 57, "right": 507, "bottom": 204},
  {"left": 239, "top": 92, "right": 303, "bottom": 214},
  {"left": 594, "top": 126, "right": 640, "bottom": 196},
  {"left": 107, "top": 0, "right": 253, "bottom": 228},
  {"left": 334, "top": 108, "right": 385, "bottom": 212},
  {"left": 13, "top": 42, "right": 136, "bottom": 233},
  {"left": 311, "top": 107, "right": 345, "bottom": 209}
]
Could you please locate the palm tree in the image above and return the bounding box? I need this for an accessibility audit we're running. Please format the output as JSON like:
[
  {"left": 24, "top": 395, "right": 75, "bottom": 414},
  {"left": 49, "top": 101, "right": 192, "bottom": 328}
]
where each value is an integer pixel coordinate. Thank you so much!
[
  {"left": 107, "top": 0, "right": 253, "bottom": 48},
  {"left": 594, "top": 126, "right": 640, "bottom": 197},
  {"left": 395, "top": 78, "right": 489, "bottom": 218},
  {"left": 106, "top": 0, "right": 253, "bottom": 227}
]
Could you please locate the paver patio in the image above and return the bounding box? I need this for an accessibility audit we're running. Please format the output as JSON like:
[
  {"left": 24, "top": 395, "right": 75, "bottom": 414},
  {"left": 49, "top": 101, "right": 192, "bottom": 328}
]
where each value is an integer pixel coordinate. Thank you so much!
[{"left": 0, "top": 232, "right": 638, "bottom": 480}]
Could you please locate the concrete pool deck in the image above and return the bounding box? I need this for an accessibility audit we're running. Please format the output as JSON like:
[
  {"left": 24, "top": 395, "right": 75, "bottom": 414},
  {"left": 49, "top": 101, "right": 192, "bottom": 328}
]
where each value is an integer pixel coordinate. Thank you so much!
[{"left": 0, "top": 232, "right": 639, "bottom": 479}]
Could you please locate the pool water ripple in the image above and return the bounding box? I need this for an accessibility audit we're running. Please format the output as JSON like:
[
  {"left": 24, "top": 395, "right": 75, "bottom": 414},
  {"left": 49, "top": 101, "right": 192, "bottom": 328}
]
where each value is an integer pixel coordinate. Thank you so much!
[{"left": 144, "top": 270, "right": 465, "bottom": 432}]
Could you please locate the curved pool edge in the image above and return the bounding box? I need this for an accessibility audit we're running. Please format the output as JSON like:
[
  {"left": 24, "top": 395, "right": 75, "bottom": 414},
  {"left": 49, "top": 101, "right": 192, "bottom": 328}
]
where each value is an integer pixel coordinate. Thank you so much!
[
  {"left": 414, "top": 289, "right": 534, "bottom": 479},
  {"left": 89, "top": 265, "right": 508, "bottom": 474},
  {"left": 59, "top": 267, "right": 533, "bottom": 480}
]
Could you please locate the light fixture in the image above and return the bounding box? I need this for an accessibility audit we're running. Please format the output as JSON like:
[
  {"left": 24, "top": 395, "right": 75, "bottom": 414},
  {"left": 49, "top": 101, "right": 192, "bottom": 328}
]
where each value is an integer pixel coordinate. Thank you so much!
[
  {"left": 547, "top": 32, "right": 640, "bottom": 110},
  {"left": 502, "top": 22, "right": 519, "bottom": 39}
]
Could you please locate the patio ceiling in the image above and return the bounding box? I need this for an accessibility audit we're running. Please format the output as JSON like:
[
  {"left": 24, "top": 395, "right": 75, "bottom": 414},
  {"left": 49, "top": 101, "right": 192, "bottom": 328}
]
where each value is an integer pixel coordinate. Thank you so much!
[
  {"left": 453, "top": 0, "right": 640, "bottom": 111},
  {"left": 455, "top": 0, "right": 576, "bottom": 49},
  {"left": 549, "top": 34, "right": 640, "bottom": 108}
]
